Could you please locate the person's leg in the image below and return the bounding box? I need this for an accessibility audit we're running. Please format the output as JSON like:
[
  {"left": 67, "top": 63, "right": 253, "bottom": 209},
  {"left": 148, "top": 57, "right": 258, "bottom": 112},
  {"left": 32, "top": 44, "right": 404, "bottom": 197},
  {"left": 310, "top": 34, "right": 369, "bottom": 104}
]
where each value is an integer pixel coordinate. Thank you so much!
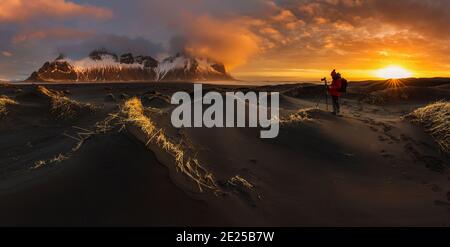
[
  {"left": 332, "top": 96, "right": 338, "bottom": 114},
  {"left": 336, "top": 96, "right": 341, "bottom": 114}
]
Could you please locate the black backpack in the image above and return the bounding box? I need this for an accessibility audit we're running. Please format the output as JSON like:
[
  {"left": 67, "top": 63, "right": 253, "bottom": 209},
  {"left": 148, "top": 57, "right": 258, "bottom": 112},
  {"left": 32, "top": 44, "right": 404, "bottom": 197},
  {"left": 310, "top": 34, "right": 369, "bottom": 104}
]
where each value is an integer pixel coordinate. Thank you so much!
[{"left": 339, "top": 78, "right": 348, "bottom": 93}]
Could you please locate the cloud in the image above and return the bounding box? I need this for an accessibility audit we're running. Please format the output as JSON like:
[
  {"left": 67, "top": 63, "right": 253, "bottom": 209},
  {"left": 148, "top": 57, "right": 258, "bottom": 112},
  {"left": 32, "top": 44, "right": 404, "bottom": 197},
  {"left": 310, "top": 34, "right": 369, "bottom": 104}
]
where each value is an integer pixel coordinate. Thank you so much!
[
  {"left": 272, "top": 10, "right": 297, "bottom": 22},
  {"left": 170, "top": 14, "right": 261, "bottom": 69},
  {"left": 139, "top": 0, "right": 277, "bottom": 68},
  {"left": 2, "top": 0, "right": 450, "bottom": 80},
  {"left": 1, "top": 51, "right": 13, "bottom": 57},
  {"left": 0, "top": 0, "right": 113, "bottom": 22},
  {"left": 216, "top": 0, "right": 450, "bottom": 80},
  {"left": 370, "top": 0, "right": 450, "bottom": 37},
  {"left": 12, "top": 28, "right": 92, "bottom": 44},
  {"left": 291, "top": 0, "right": 450, "bottom": 37},
  {"left": 57, "top": 34, "right": 165, "bottom": 59}
]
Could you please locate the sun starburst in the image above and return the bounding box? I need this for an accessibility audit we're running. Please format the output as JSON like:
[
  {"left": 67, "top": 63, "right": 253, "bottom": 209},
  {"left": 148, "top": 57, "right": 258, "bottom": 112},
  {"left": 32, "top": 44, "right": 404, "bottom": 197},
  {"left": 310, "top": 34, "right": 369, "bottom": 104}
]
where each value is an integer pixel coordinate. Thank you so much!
[{"left": 376, "top": 66, "right": 413, "bottom": 79}]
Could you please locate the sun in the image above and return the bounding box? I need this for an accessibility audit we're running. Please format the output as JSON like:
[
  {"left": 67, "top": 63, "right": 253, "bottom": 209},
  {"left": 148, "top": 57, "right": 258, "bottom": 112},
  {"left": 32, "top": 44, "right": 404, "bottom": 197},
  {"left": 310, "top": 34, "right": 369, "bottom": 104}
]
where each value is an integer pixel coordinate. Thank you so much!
[{"left": 375, "top": 66, "right": 413, "bottom": 79}]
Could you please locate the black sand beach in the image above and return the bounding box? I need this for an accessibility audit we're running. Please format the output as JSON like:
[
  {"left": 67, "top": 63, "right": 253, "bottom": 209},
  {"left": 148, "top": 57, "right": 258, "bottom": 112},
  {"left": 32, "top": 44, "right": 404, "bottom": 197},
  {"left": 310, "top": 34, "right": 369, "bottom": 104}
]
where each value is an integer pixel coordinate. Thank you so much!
[{"left": 0, "top": 80, "right": 449, "bottom": 226}]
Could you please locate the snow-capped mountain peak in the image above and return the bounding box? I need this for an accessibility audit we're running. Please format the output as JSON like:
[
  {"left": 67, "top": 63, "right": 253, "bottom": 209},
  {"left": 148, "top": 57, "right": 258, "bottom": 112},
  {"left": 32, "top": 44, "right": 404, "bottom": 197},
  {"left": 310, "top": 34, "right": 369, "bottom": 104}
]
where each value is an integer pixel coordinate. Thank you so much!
[
  {"left": 155, "top": 53, "right": 232, "bottom": 81},
  {"left": 26, "top": 50, "right": 234, "bottom": 82}
]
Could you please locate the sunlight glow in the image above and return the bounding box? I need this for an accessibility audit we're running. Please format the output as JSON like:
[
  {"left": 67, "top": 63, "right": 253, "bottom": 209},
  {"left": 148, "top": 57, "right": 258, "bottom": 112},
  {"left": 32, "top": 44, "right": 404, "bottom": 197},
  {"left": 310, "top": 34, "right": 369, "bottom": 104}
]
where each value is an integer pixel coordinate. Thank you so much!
[{"left": 375, "top": 66, "right": 413, "bottom": 79}]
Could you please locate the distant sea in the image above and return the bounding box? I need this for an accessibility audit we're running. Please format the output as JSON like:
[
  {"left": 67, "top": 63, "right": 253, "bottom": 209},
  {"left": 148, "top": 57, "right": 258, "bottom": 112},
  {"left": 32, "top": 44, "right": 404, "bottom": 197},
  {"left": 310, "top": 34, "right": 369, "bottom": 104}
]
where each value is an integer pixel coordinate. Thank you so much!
[{"left": 11, "top": 80, "right": 320, "bottom": 86}]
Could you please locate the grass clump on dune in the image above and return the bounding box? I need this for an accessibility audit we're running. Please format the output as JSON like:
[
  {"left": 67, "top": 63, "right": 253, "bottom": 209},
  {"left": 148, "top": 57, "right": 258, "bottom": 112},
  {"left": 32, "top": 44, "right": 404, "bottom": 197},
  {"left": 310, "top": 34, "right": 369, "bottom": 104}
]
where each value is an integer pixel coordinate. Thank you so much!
[
  {"left": 0, "top": 95, "right": 17, "bottom": 117},
  {"left": 407, "top": 101, "right": 449, "bottom": 154},
  {"left": 31, "top": 153, "right": 69, "bottom": 170},
  {"left": 37, "top": 86, "right": 97, "bottom": 119},
  {"left": 281, "top": 108, "right": 314, "bottom": 125},
  {"left": 228, "top": 175, "right": 254, "bottom": 190},
  {"left": 121, "top": 97, "right": 217, "bottom": 192}
]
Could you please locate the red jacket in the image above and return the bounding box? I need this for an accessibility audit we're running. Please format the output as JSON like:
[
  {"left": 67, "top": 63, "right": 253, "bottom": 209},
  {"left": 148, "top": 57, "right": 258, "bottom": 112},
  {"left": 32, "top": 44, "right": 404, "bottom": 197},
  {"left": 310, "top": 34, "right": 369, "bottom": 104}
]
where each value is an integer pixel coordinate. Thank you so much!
[{"left": 329, "top": 78, "right": 342, "bottom": 97}]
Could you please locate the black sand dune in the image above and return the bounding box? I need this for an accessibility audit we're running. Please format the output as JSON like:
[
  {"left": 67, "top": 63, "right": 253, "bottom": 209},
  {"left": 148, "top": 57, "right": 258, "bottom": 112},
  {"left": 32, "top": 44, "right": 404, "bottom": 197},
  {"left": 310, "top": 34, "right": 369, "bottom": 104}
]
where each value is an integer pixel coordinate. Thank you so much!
[
  {"left": 0, "top": 79, "right": 449, "bottom": 226},
  {"left": 0, "top": 132, "right": 236, "bottom": 226}
]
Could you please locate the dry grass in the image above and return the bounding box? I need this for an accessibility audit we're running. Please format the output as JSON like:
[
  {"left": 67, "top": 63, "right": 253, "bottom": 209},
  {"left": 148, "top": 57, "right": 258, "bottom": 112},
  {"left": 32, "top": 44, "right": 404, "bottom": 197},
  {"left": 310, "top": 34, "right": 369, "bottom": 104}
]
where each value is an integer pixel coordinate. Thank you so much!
[
  {"left": 31, "top": 153, "right": 69, "bottom": 170},
  {"left": 37, "top": 86, "right": 97, "bottom": 119},
  {"left": 33, "top": 119, "right": 119, "bottom": 170},
  {"left": 32, "top": 121, "right": 118, "bottom": 170},
  {"left": 281, "top": 108, "right": 314, "bottom": 125},
  {"left": 225, "top": 175, "right": 262, "bottom": 202},
  {"left": 407, "top": 101, "right": 449, "bottom": 154},
  {"left": 228, "top": 175, "right": 254, "bottom": 190},
  {"left": 121, "top": 97, "right": 217, "bottom": 192},
  {"left": 0, "top": 95, "right": 18, "bottom": 117},
  {"left": 26, "top": 98, "right": 254, "bottom": 195}
]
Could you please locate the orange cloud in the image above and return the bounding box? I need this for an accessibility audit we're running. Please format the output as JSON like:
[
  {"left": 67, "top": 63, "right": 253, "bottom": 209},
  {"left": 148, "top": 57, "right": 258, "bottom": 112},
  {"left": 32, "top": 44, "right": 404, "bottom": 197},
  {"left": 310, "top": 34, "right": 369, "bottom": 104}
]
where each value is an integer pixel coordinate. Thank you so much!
[
  {"left": 12, "top": 28, "right": 92, "bottom": 44},
  {"left": 272, "top": 10, "right": 297, "bottom": 22},
  {"left": 175, "top": 15, "right": 261, "bottom": 70},
  {"left": 1, "top": 51, "right": 13, "bottom": 57},
  {"left": 0, "top": 0, "right": 112, "bottom": 22},
  {"left": 229, "top": 1, "right": 450, "bottom": 80}
]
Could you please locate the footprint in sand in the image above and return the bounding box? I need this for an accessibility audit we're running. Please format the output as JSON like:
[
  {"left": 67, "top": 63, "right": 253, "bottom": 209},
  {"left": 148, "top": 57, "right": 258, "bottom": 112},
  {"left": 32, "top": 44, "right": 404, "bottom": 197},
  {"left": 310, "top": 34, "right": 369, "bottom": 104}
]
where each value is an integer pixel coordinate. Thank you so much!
[
  {"left": 422, "top": 156, "right": 446, "bottom": 173},
  {"left": 380, "top": 150, "right": 392, "bottom": 158},
  {"left": 404, "top": 143, "right": 446, "bottom": 173},
  {"left": 361, "top": 118, "right": 398, "bottom": 145},
  {"left": 380, "top": 150, "right": 398, "bottom": 166},
  {"left": 385, "top": 133, "right": 400, "bottom": 143},
  {"left": 434, "top": 200, "right": 450, "bottom": 214},
  {"left": 430, "top": 184, "right": 443, "bottom": 193},
  {"left": 402, "top": 172, "right": 413, "bottom": 181},
  {"left": 404, "top": 143, "right": 421, "bottom": 160},
  {"left": 378, "top": 136, "right": 389, "bottom": 142},
  {"left": 400, "top": 134, "right": 411, "bottom": 142},
  {"left": 402, "top": 134, "right": 437, "bottom": 151}
]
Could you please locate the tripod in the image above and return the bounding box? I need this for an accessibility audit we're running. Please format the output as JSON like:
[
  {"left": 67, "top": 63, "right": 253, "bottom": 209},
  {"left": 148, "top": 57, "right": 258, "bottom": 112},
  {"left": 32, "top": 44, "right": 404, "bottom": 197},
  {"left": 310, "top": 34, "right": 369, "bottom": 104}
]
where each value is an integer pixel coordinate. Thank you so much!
[{"left": 315, "top": 77, "right": 329, "bottom": 111}]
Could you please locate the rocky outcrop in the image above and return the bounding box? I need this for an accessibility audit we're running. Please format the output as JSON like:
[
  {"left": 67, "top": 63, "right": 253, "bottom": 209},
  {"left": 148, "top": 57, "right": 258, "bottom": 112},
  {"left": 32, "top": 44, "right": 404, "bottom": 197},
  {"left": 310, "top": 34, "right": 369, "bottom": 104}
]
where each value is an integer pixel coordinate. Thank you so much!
[{"left": 27, "top": 61, "right": 78, "bottom": 82}]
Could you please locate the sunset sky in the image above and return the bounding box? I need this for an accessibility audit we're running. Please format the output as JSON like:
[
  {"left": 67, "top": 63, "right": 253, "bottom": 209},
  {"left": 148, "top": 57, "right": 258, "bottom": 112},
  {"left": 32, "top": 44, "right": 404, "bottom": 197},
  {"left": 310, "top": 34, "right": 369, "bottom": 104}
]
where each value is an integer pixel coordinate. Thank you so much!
[{"left": 1, "top": 0, "right": 450, "bottom": 81}]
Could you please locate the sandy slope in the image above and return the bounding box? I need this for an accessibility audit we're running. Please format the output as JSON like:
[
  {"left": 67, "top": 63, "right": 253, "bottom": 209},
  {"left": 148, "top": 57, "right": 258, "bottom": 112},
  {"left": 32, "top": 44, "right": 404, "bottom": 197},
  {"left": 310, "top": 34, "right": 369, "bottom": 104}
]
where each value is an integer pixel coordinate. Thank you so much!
[{"left": 0, "top": 80, "right": 449, "bottom": 226}]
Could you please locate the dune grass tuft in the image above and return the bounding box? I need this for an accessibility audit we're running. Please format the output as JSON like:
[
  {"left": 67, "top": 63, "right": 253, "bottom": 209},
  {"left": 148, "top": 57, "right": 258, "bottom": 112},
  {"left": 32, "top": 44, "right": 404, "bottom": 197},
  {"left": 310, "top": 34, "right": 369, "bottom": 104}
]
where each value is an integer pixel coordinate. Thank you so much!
[
  {"left": 228, "top": 175, "right": 254, "bottom": 190},
  {"left": 407, "top": 101, "right": 449, "bottom": 154},
  {"left": 31, "top": 153, "right": 69, "bottom": 170},
  {"left": 281, "top": 108, "right": 314, "bottom": 125},
  {"left": 121, "top": 97, "right": 217, "bottom": 192},
  {"left": 0, "top": 95, "right": 18, "bottom": 117},
  {"left": 37, "top": 86, "right": 97, "bottom": 119}
]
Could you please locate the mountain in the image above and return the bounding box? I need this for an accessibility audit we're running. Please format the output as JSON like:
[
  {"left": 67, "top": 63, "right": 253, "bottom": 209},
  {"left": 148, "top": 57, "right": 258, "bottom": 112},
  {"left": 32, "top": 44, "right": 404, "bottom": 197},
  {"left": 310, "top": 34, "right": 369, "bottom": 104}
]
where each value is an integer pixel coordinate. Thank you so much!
[
  {"left": 26, "top": 50, "right": 234, "bottom": 82},
  {"left": 155, "top": 53, "right": 234, "bottom": 81},
  {"left": 27, "top": 50, "right": 157, "bottom": 82}
]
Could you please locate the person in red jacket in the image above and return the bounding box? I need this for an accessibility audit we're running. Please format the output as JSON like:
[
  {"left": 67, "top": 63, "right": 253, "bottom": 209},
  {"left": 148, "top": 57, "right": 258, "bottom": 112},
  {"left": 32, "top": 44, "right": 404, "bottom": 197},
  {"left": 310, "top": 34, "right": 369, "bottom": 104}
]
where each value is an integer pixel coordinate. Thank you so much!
[{"left": 328, "top": 69, "right": 342, "bottom": 115}]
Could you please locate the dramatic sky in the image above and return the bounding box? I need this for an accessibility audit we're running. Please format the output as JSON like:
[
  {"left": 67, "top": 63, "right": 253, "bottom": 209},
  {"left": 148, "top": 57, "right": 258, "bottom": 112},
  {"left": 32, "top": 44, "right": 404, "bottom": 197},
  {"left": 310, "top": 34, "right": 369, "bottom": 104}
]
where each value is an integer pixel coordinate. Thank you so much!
[{"left": 1, "top": 0, "right": 450, "bottom": 81}]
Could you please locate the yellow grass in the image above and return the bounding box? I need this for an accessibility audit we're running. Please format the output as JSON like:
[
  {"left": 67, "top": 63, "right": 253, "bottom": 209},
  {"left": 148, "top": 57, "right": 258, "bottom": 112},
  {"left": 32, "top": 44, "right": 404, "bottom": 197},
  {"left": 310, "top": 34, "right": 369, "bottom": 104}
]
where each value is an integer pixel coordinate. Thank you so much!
[
  {"left": 228, "top": 175, "right": 254, "bottom": 190},
  {"left": 281, "top": 108, "right": 314, "bottom": 125},
  {"left": 0, "top": 95, "right": 17, "bottom": 117},
  {"left": 31, "top": 153, "right": 69, "bottom": 170},
  {"left": 408, "top": 101, "right": 450, "bottom": 154},
  {"left": 121, "top": 97, "right": 217, "bottom": 192},
  {"left": 37, "top": 86, "right": 97, "bottom": 119}
]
